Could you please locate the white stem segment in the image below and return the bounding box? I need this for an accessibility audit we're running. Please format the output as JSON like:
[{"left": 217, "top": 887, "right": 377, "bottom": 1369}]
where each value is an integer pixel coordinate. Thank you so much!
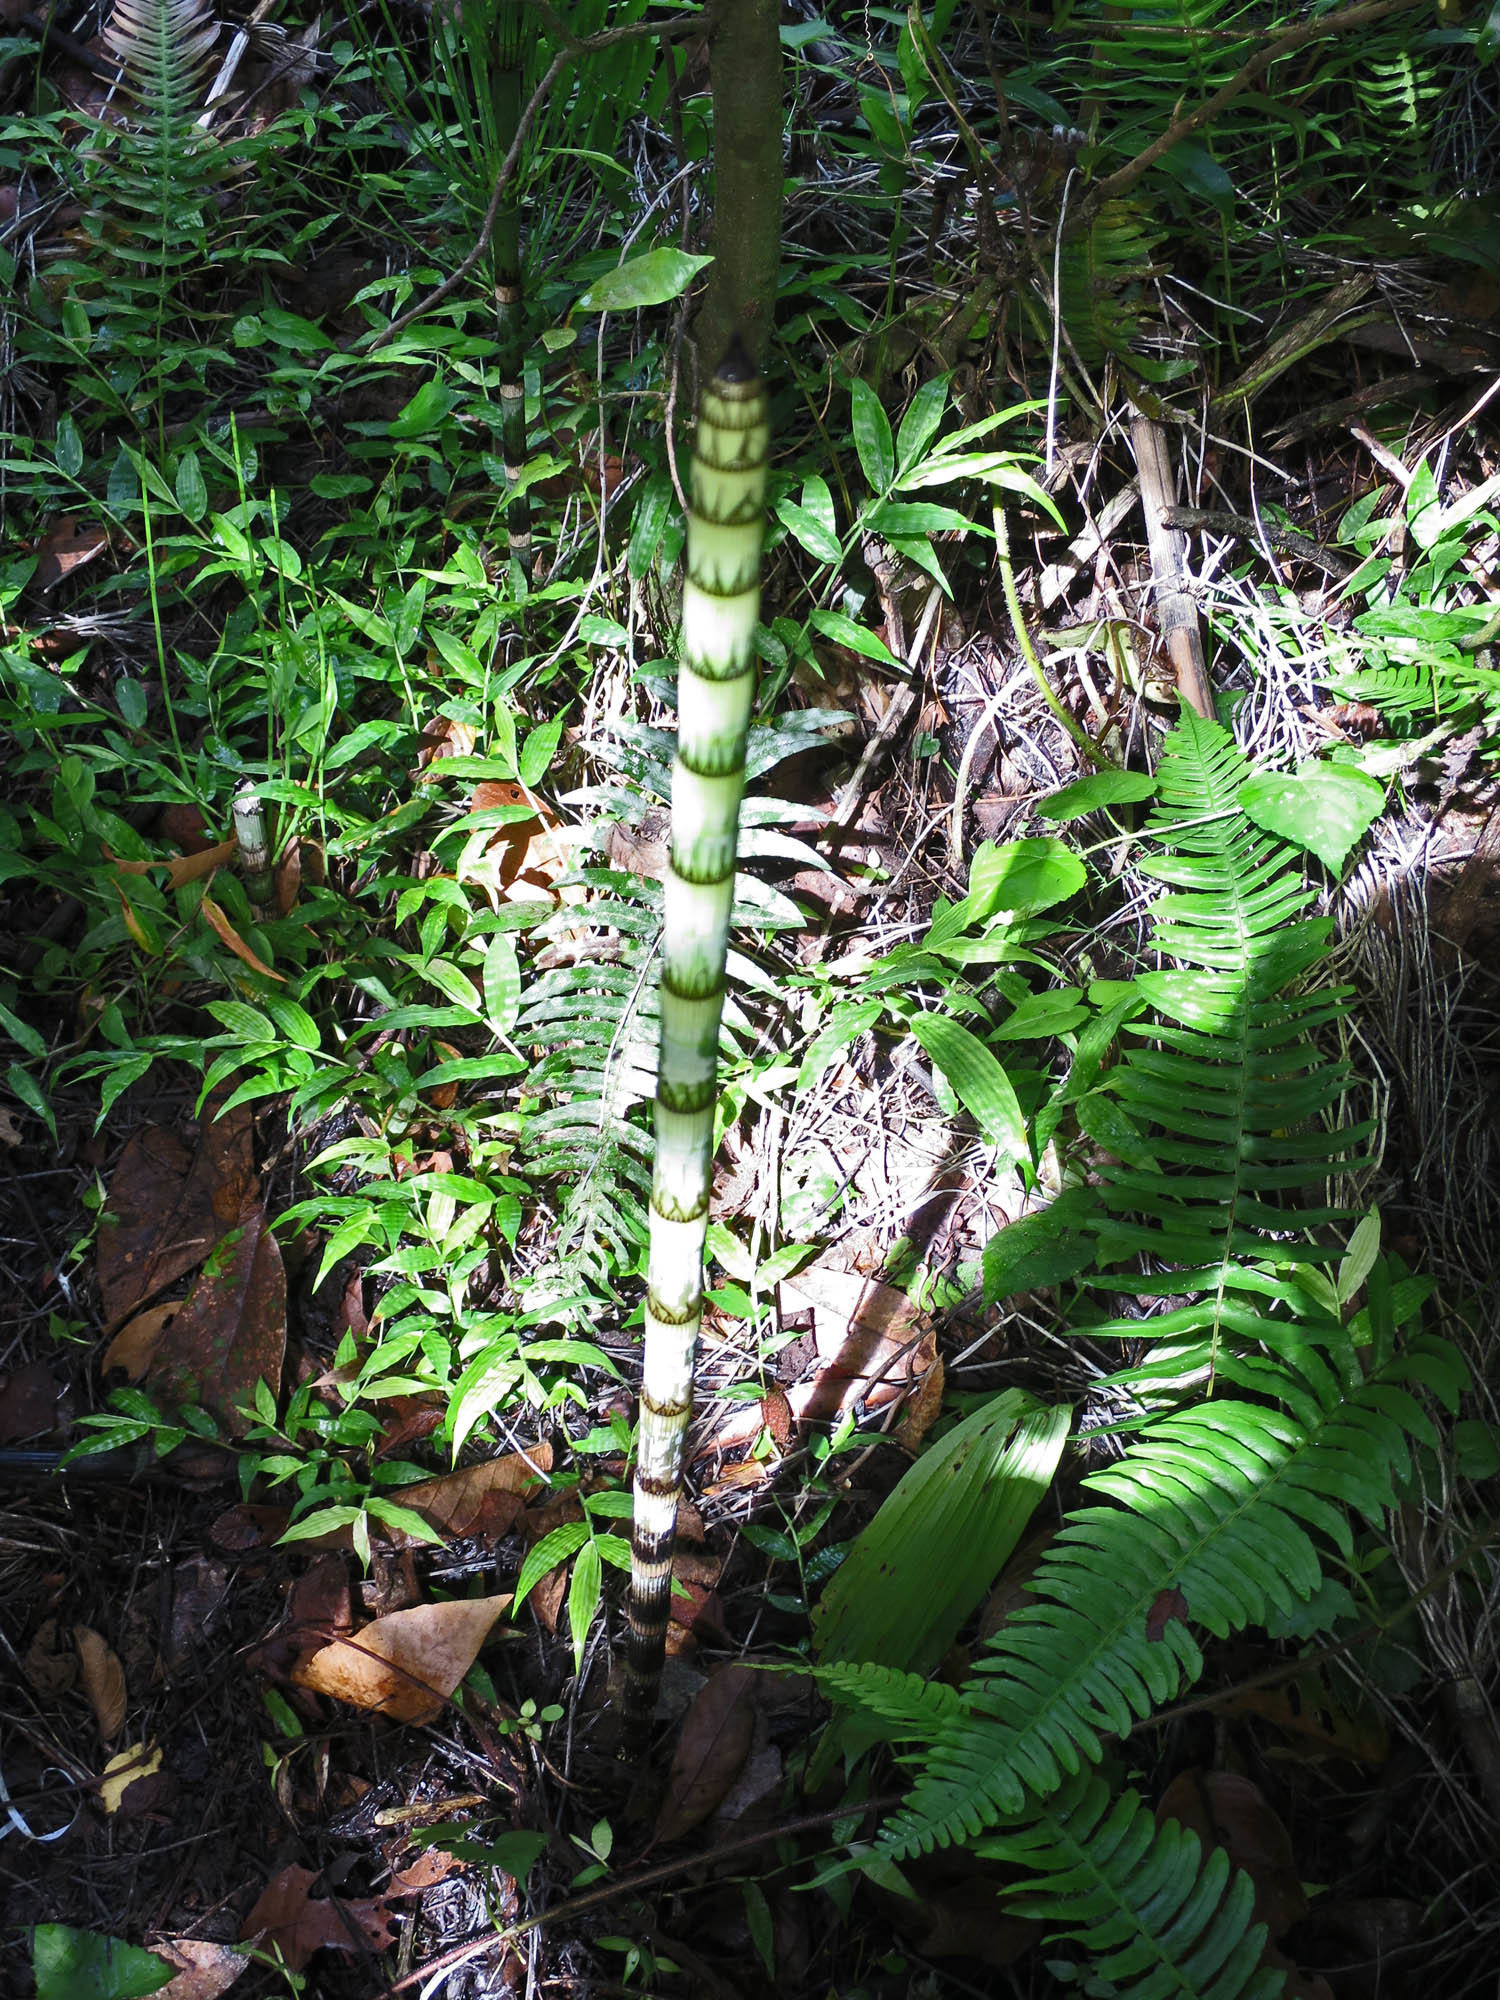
[{"left": 624, "top": 337, "right": 768, "bottom": 1734}]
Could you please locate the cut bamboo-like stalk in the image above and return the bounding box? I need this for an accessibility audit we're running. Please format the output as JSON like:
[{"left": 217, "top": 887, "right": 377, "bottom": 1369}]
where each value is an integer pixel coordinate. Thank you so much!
[{"left": 623, "top": 336, "right": 768, "bottom": 1738}]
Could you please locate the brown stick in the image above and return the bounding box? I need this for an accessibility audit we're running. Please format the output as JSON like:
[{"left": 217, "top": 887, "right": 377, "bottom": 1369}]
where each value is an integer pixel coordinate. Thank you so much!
[{"left": 1129, "top": 414, "right": 1214, "bottom": 719}]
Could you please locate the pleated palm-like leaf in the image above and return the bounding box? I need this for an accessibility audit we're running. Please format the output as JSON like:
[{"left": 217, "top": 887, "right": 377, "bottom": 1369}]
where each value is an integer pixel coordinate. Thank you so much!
[{"left": 975, "top": 1773, "right": 1286, "bottom": 2000}]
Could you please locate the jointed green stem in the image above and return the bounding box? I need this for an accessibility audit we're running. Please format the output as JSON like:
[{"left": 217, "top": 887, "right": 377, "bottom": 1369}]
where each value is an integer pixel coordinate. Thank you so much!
[{"left": 624, "top": 337, "right": 768, "bottom": 1739}]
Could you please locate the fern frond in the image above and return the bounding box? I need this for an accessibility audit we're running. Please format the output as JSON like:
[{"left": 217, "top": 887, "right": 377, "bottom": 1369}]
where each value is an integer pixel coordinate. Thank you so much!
[
  {"left": 1089, "top": 711, "right": 1368, "bottom": 1322},
  {"left": 974, "top": 1771, "right": 1285, "bottom": 2000},
  {"left": 812, "top": 1661, "right": 962, "bottom": 1738},
  {"left": 881, "top": 1330, "right": 1464, "bottom": 1855}
]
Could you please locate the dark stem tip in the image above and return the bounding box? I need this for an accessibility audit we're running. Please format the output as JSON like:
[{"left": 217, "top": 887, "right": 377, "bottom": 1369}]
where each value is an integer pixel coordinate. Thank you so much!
[{"left": 714, "top": 329, "right": 758, "bottom": 384}]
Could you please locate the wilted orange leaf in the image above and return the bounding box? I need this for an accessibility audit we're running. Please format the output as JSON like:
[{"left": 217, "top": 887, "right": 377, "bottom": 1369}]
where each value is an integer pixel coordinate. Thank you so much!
[
  {"left": 75, "top": 1625, "right": 127, "bottom": 1740},
  {"left": 110, "top": 837, "right": 238, "bottom": 889},
  {"left": 292, "top": 1595, "right": 511, "bottom": 1724},
  {"left": 199, "top": 894, "right": 285, "bottom": 980}
]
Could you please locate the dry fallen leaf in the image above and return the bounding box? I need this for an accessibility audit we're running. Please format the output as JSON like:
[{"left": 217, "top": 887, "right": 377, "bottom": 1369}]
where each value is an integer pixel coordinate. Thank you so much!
[
  {"left": 895, "top": 1350, "right": 945, "bottom": 1450},
  {"left": 23, "top": 1618, "right": 76, "bottom": 1696},
  {"left": 654, "top": 1664, "right": 758, "bottom": 1844},
  {"left": 292, "top": 1594, "right": 511, "bottom": 1725},
  {"left": 0, "top": 1357, "right": 63, "bottom": 1442},
  {"left": 1158, "top": 1769, "right": 1306, "bottom": 1941},
  {"left": 145, "top": 1194, "right": 286, "bottom": 1433},
  {"left": 100, "top": 1740, "right": 163, "bottom": 1814},
  {"left": 34, "top": 514, "right": 109, "bottom": 593},
  {"left": 0, "top": 1104, "right": 22, "bottom": 1146},
  {"left": 388, "top": 1844, "right": 464, "bottom": 1893},
  {"left": 150, "top": 1938, "right": 250, "bottom": 2000},
  {"left": 96, "top": 1104, "right": 259, "bottom": 1330},
  {"left": 393, "top": 1444, "right": 553, "bottom": 1545},
  {"left": 102, "top": 1302, "right": 180, "bottom": 1382},
  {"left": 75, "top": 1625, "right": 127, "bottom": 1740},
  {"left": 239, "top": 1863, "right": 394, "bottom": 1973}
]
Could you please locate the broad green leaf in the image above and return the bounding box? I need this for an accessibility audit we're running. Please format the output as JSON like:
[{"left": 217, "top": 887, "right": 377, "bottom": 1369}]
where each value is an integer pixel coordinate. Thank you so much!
[
  {"left": 982, "top": 1187, "right": 1101, "bottom": 1302},
  {"left": 54, "top": 415, "right": 84, "bottom": 478},
  {"left": 514, "top": 1521, "right": 591, "bottom": 1610},
  {"left": 578, "top": 248, "right": 712, "bottom": 313},
  {"left": 484, "top": 932, "right": 522, "bottom": 1036},
  {"left": 863, "top": 499, "right": 976, "bottom": 538},
  {"left": 567, "top": 1538, "right": 602, "bottom": 1675},
  {"left": 851, "top": 377, "right": 895, "bottom": 492},
  {"left": 388, "top": 379, "right": 457, "bottom": 438},
  {"left": 808, "top": 606, "right": 903, "bottom": 669},
  {"left": 1239, "top": 763, "right": 1384, "bottom": 872},
  {"left": 174, "top": 450, "right": 207, "bottom": 523},
  {"left": 990, "top": 988, "right": 1088, "bottom": 1041},
  {"left": 899, "top": 454, "right": 1066, "bottom": 528},
  {"left": 1077, "top": 1090, "right": 1158, "bottom": 1169},
  {"left": 32, "top": 1927, "right": 172, "bottom": 2000},
  {"left": 1035, "top": 770, "right": 1158, "bottom": 820},
  {"left": 897, "top": 375, "right": 949, "bottom": 472},
  {"left": 909, "top": 1014, "right": 1029, "bottom": 1166},
  {"left": 963, "top": 836, "right": 1086, "bottom": 920},
  {"left": 519, "top": 713, "right": 564, "bottom": 787},
  {"left": 777, "top": 498, "right": 843, "bottom": 566},
  {"left": 797, "top": 998, "right": 883, "bottom": 1094},
  {"left": 420, "top": 959, "right": 482, "bottom": 1015},
  {"left": 1338, "top": 1209, "right": 1382, "bottom": 1306},
  {"left": 627, "top": 470, "right": 674, "bottom": 579}
]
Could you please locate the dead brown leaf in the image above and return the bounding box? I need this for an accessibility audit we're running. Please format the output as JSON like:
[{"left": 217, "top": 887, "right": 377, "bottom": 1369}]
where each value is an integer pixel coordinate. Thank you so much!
[
  {"left": 394, "top": 1444, "right": 554, "bottom": 1545},
  {"left": 239, "top": 1863, "right": 395, "bottom": 1973},
  {"left": 102, "top": 1302, "right": 180, "bottom": 1382},
  {"left": 145, "top": 1194, "right": 286, "bottom": 1433},
  {"left": 654, "top": 1664, "right": 758, "bottom": 1844},
  {"left": 110, "top": 838, "right": 238, "bottom": 890},
  {"left": 1159, "top": 1769, "right": 1306, "bottom": 1939},
  {"left": 97, "top": 1127, "right": 198, "bottom": 1328},
  {"left": 210, "top": 1502, "right": 291, "bottom": 1551},
  {"left": 96, "top": 1105, "right": 259, "bottom": 1330},
  {"left": 249, "top": 1553, "right": 351, "bottom": 1680},
  {"left": 22, "top": 1618, "right": 76, "bottom": 1696},
  {"left": 1219, "top": 1663, "right": 1389, "bottom": 1765},
  {"left": 529, "top": 1563, "right": 568, "bottom": 1634},
  {"left": 34, "top": 514, "right": 109, "bottom": 593},
  {"left": 292, "top": 1595, "right": 511, "bottom": 1725},
  {"left": 199, "top": 894, "right": 286, "bottom": 980},
  {"left": 75, "top": 1625, "right": 127, "bottom": 1740},
  {"left": 0, "top": 1357, "right": 63, "bottom": 1442},
  {"left": 166, "top": 1557, "right": 229, "bottom": 1674},
  {"left": 150, "top": 1938, "right": 250, "bottom": 2000},
  {"left": 894, "top": 1350, "right": 945, "bottom": 1450},
  {"left": 0, "top": 1104, "right": 22, "bottom": 1146}
]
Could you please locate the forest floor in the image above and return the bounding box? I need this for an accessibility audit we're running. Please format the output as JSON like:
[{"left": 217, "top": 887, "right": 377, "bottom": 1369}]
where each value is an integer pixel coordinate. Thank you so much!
[{"left": 4, "top": 3, "right": 1500, "bottom": 1998}]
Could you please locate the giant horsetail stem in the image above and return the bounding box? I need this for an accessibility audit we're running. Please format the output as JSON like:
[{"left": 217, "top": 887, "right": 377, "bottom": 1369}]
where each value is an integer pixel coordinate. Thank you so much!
[{"left": 623, "top": 335, "right": 768, "bottom": 1738}]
